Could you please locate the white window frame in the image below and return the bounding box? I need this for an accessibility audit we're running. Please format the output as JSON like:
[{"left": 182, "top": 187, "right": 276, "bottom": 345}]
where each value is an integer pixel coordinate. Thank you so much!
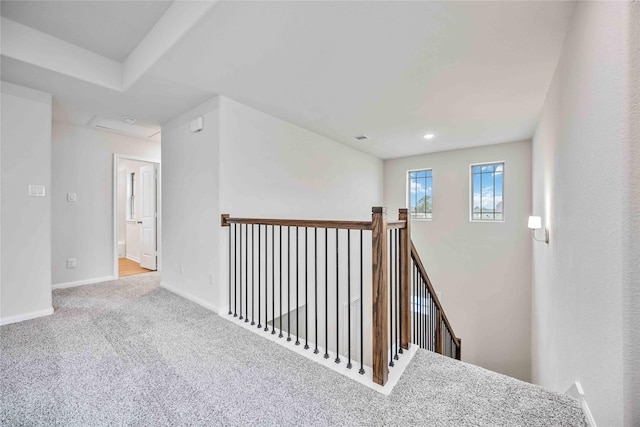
[
  {"left": 406, "top": 168, "right": 433, "bottom": 221},
  {"left": 469, "top": 161, "right": 505, "bottom": 223},
  {"left": 126, "top": 171, "right": 136, "bottom": 221}
]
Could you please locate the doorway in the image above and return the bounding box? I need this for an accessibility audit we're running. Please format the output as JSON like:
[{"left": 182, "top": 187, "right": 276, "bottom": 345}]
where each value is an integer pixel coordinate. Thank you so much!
[{"left": 113, "top": 155, "right": 160, "bottom": 278}]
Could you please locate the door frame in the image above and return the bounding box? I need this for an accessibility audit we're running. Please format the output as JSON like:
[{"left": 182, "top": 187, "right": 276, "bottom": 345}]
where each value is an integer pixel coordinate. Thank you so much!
[{"left": 112, "top": 153, "right": 161, "bottom": 278}]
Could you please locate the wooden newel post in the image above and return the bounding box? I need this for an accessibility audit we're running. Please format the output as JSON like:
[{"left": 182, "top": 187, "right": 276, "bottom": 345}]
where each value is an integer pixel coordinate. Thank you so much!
[
  {"left": 398, "top": 208, "right": 411, "bottom": 350},
  {"left": 371, "top": 206, "right": 388, "bottom": 386}
]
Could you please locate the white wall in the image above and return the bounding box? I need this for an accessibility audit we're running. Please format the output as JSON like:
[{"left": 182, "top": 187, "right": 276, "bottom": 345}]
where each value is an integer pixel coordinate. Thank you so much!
[
  {"left": 531, "top": 2, "right": 633, "bottom": 425},
  {"left": 625, "top": 3, "right": 640, "bottom": 425},
  {"left": 384, "top": 140, "right": 532, "bottom": 381},
  {"left": 0, "top": 81, "right": 53, "bottom": 323},
  {"left": 161, "top": 96, "right": 383, "bottom": 315},
  {"left": 52, "top": 122, "right": 160, "bottom": 286},
  {"left": 161, "top": 97, "right": 221, "bottom": 311},
  {"left": 218, "top": 97, "right": 383, "bottom": 310}
]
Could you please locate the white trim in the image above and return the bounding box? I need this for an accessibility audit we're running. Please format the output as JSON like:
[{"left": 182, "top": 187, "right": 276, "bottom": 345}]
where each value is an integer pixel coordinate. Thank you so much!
[
  {"left": 52, "top": 275, "right": 117, "bottom": 290},
  {"left": 126, "top": 255, "right": 141, "bottom": 263},
  {"left": 566, "top": 381, "right": 597, "bottom": 427},
  {"left": 161, "top": 281, "right": 219, "bottom": 314},
  {"left": 222, "top": 312, "right": 419, "bottom": 396},
  {"left": 469, "top": 160, "right": 506, "bottom": 223},
  {"left": 0, "top": 306, "right": 54, "bottom": 326},
  {"left": 122, "top": 1, "right": 218, "bottom": 89}
]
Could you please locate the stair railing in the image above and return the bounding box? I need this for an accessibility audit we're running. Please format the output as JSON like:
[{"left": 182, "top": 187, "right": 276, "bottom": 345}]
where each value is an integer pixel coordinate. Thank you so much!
[
  {"left": 221, "top": 207, "right": 460, "bottom": 386},
  {"left": 410, "top": 241, "right": 462, "bottom": 360}
]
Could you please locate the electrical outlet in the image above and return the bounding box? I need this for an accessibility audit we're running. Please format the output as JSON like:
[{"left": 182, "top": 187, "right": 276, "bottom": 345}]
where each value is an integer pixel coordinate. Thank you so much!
[
  {"left": 67, "top": 193, "right": 77, "bottom": 202},
  {"left": 67, "top": 258, "right": 76, "bottom": 268}
]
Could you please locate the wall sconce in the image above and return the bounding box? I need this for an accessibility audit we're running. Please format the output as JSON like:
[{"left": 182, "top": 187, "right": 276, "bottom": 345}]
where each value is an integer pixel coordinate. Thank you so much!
[{"left": 528, "top": 216, "right": 549, "bottom": 244}]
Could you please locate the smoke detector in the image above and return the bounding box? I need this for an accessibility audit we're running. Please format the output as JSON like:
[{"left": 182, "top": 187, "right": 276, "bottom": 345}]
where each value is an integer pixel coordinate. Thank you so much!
[{"left": 122, "top": 116, "right": 137, "bottom": 124}]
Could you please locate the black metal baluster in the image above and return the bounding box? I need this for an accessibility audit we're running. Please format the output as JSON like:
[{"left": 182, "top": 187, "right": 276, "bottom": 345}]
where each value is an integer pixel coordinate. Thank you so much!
[
  {"left": 228, "top": 224, "right": 232, "bottom": 315},
  {"left": 426, "top": 282, "right": 429, "bottom": 350},
  {"left": 304, "top": 227, "right": 309, "bottom": 350},
  {"left": 426, "top": 293, "right": 430, "bottom": 350},
  {"left": 245, "top": 224, "right": 249, "bottom": 323},
  {"left": 234, "top": 224, "right": 238, "bottom": 317},
  {"left": 415, "top": 264, "right": 419, "bottom": 347},
  {"left": 419, "top": 269, "right": 423, "bottom": 348},
  {"left": 264, "top": 225, "right": 269, "bottom": 331},
  {"left": 324, "top": 228, "right": 329, "bottom": 359},
  {"left": 287, "top": 226, "right": 291, "bottom": 341},
  {"left": 258, "top": 225, "right": 262, "bottom": 329},
  {"left": 398, "top": 229, "right": 403, "bottom": 355},
  {"left": 271, "top": 226, "right": 276, "bottom": 335},
  {"left": 431, "top": 298, "right": 435, "bottom": 351},
  {"left": 279, "top": 226, "right": 283, "bottom": 338},
  {"left": 239, "top": 223, "right": 243, "bottom": 320},
  {"left": 251, "top": 224, "right": 255, "bottom": 325},
  {"left": 335, "top": 228, "right": 340, "bottom": 364},
  {"left": 314, "top": 227, "right": 319, "bottom": 354},
  {"left": 295, "top": 227, "right": 300, "bottom": 345},
  {"left": 412, "top": 264, "right": 415, "bottom": 345},
  {"left": 416, "top": 265, "right": 419, "bottom": 347},
  {"left": 425, "top": 279, "right": 428, "bottom": 350},
  {"left": 394, "top": 229, "right": 399, "bottom": 360},
  {"left": 359, "top": 229, "right": 364, "bottom": 375},
  {"left": 389, "top": 230, "right": 394, "bottom": 367},
  {"left": 347, "top": 229, "right": 352, "bottom": 369},
  {"left": 434, "top": 300, "right": 437, "bottom": 352}
]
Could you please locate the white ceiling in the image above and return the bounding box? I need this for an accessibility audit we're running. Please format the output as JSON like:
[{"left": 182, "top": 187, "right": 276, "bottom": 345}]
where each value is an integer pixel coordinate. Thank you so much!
[
  {"left": 0, "top": 0, "right": 172, "bottom": 62},
  {"left": 0, "top": 1, "right": 576, "bottom": 159}
]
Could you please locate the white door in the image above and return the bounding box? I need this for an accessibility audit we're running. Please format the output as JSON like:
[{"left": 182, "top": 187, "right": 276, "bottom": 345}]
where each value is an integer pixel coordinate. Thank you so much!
[{"left": 139, "top": 164, "right": 157, "bottom": 270}]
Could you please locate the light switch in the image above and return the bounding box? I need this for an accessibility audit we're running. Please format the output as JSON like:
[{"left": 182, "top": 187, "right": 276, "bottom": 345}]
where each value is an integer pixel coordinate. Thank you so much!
[
  {"left": 28, "top": 185, "right": 45, "bottom": 197},
  {"left": 67, "top": 193, "right": 77, "bottom": 202}
]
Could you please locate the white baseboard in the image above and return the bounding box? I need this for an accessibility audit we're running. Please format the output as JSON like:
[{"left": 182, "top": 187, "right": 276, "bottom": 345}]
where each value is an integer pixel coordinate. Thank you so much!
[
  {"left": 566, "top": 381, "right": 597, "bottom": 427},
  {"left": 126, "top": 255, "right": 140, "bottom": 263},
  {"left": 222, "top": 312, "right": 419, "bottom": 396},
  {"left": 52, "top": 275, "right": 117, "bottom": 290},
  {"left": 160, "top": 281, "right": 219, "bottom": 314},
  {"left": 0, "top": 306, "right": 54, "bottom": 326}
]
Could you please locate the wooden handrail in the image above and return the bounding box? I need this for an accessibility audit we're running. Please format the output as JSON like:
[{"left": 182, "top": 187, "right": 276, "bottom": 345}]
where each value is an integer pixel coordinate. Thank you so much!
[
  {"left": 386, "top": 220, "right": 407, "bottom": 230},
  {"left": 410, "top": 241, "right": 461, "bottom": 347},
  {"left": 222, "top": 216, "right": 406, "bottom": 231},
  {"left": 222, "top": 216, "right": 373, "bottom": 230}
]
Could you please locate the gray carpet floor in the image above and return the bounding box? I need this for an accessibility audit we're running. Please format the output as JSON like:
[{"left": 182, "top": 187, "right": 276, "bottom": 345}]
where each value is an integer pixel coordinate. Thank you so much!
[{"left": 1, "top": 273, "right": 586, "bottom": 426}]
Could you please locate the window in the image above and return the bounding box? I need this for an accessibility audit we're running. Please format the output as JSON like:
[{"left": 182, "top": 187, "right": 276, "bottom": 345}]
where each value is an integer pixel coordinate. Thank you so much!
[
  {"left": 471, "top": 162, "right": 504, "bottom": 221},
  {"left": 408, "top": 169, "right": 433, "bottom": 219},
  {"left": 127, "top": 172, "right": 136, "bottom": 220}
]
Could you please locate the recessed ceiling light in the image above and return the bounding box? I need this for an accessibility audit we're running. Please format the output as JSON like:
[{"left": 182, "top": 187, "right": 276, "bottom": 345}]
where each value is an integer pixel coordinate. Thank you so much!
[
  {"left": 423, "top": 133, "right": 435, "bottom": 140},
  {"left": 122, "top": 116, "right": 137, "bottom": 125},
  {"left": 354, "top": 135, "right": 370, "bottom": 141}
]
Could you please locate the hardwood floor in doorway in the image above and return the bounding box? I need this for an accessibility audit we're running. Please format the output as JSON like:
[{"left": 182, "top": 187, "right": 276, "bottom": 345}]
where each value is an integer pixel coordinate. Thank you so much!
[{"left": 119, "top": 258, "right": 153, "bottom": 277}]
